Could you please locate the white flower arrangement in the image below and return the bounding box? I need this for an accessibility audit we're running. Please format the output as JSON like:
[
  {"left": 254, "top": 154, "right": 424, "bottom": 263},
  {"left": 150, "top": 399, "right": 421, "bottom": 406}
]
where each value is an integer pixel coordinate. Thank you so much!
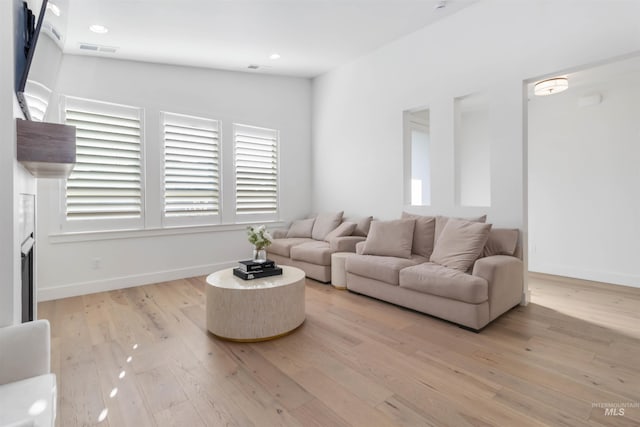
[{"left": 247, "top": 225, "right": 273, "bottom": 250}]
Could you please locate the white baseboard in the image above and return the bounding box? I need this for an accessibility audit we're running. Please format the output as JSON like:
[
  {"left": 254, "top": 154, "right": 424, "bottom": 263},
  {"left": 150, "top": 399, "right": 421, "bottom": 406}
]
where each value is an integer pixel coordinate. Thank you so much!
[
  {"left": 37, "top": 260, "right": 238, "bottom": 302},
  {"left": 528, "top": 263, "right": 640, "bottom": 289}
]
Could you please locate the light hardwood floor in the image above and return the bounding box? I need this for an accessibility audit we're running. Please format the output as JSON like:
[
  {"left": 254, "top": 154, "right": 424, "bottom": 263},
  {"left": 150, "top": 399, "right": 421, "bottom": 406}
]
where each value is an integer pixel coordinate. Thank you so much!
[{"left": 39, "top": 274, "right": 640, "bottom": 427}]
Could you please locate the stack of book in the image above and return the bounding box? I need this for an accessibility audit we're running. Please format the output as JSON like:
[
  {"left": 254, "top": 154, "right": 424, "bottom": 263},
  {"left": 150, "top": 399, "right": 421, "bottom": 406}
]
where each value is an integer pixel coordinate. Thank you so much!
[{"left": 233, "top": 259, "right": 283, "bottom": 280}]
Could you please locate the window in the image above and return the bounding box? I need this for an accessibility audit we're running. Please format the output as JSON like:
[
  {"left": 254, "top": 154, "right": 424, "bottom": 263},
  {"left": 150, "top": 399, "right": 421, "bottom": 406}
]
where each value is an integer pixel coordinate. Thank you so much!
[
  {"left": 162, "top": 112, "right": 220, "bottom": 225},
  {"left": 233, "top": 124, "right": 279, "bottom": 220},
  {"left": 56, "top": 96, "right": 282, "bottom": 234},
  {"left": 63, "top": 97, "right": 143, "bottom": 230},
  {"left": 403, "top": 108, "right": 431, "bottom": 206}
]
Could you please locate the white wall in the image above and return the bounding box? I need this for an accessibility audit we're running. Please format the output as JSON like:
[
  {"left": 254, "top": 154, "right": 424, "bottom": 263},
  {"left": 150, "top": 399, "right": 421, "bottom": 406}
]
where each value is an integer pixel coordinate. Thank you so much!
[
  {"left": 312, "top": 0, "right": 640, "bottom": 226},
  {"left": 529, "top": 70, "right": 640, "bottom": 288},
  {"left": 0, "top": 0, "right": 17, "bottom": 326},
  {"left": 37, "top": 55, "right": 311, "bottom": 300},
  {"left": 0, "top": 0, "right": 38, "bottom": 326},
  {"left": 26, "top": 33, "right": 64, "bottom": 121},
  {"left": 29, "top": 33, "right": 63, "bottom": 92}
]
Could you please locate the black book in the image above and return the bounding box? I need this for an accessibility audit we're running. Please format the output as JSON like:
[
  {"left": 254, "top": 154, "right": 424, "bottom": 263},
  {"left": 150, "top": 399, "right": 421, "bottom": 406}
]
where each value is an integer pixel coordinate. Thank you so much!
[
  {"left": 233, "top": 267, "right": 283, "bottom": 280},
  {"left": 238, "top": 259, "right": 276, "bottom": 272}
]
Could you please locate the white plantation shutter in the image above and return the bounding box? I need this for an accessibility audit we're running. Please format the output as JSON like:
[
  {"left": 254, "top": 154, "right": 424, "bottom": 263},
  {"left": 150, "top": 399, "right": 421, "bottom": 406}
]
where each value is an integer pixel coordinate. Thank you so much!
[
  {"left": 234, "top": 124, "right": 279, "bottom": 216},
  {"left": 163, "top": 112, "right": 219, "bottom": 220},
  {"left": 64, "top": 97, "right": 143, "bottom": 222}
]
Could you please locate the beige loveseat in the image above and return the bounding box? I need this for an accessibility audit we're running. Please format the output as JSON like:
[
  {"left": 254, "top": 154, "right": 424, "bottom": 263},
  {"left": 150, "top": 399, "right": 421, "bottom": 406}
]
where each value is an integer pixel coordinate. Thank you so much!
[
  {"left": 268, "top": 212, "right": 372, "bottom": 282},
  {"left": 346, "top": 213, "right": 523, "bottom": 331}
]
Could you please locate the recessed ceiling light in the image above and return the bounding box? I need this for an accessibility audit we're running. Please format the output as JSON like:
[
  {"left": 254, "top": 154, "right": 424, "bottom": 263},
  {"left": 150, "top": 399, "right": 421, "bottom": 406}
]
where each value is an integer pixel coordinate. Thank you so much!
[
  {"left": 47, "top": 3, "right": 61, "bottom": 16},
  {"left": 269, "top": 53, "right": 281, "bottom": 60},
  {"left": 89, "top": 24, "right": 109, "bottom": 34}
]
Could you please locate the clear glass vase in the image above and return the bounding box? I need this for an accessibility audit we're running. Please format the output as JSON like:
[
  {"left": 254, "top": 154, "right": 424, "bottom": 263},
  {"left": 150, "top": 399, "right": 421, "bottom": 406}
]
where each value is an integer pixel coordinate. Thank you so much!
[{"left": 252, "top": 247, "right": 267, "bottom": 263}]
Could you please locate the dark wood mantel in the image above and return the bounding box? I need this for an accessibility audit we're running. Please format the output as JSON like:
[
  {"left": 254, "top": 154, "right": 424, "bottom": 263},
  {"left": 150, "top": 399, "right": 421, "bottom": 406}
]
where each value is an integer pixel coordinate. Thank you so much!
[{"left": 16, "top": 118, "right": 76, "bottom": 178}]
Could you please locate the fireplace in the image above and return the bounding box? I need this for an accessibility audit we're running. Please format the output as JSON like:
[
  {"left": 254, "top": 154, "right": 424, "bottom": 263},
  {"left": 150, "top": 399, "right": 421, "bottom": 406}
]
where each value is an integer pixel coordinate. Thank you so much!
[
  {"left": 21, "top": 235, "right": 34, "bottom": 322},
  {"left": 19, "top": 194, "right": 35, "bottom": 322}
]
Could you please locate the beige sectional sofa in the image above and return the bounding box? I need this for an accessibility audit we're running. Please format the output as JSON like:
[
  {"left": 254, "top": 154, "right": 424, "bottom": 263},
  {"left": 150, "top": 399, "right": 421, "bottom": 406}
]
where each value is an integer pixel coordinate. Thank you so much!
[
  {"left": 345, "top": 213, "right": 523, "bottom": 331},
  {"left": 268, "top": 212, "right": 372, "bottom": 282}
]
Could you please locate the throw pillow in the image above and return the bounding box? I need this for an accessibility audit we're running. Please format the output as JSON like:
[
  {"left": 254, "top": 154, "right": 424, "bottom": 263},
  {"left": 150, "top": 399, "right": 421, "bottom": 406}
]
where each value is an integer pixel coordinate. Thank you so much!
[
  {"left": 352, "top": 216, "right": 373, "bottom": 237},
  {"left": 324, "top": 221, "right": 357, "bottom": 242},
  {"left": 362, "top": 219, "right": 415, "bottom": 259},
  {"left": 430, "top": 218, "right": 492, "bottom": 271},
  {"left": 434, "top": 214, "right": 487, "bottom": 243},
  {"left": 286, "top": 218, "right": 316, "bottom": 238},
  {"left": 401, "top": 212, "right": 436, "bottom": 258},
  {"left": 482, "top": 228, "right": 519, "bottom": 257},
  {"left": 311, "top": 211, "right": 344, "bottom": 240}
]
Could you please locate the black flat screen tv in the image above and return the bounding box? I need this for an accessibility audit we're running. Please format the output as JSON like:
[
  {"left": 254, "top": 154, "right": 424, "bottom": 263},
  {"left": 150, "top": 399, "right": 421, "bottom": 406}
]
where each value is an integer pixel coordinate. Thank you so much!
[{"left": 14, "top": 0, "right": 48, "bottom": 121}]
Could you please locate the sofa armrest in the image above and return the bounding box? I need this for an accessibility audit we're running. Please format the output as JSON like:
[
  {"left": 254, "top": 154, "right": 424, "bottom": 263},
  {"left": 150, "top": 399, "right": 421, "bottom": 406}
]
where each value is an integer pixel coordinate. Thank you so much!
[
  {"left": 472, "top": 256, "right": 523, "bottom": 320},
  {"left": 330, "top": 236, "right": 366, "bottom": 252},
  {"left": 271, "top": 228, "right": 289, "bottom": 239},
  {"left": 0, "top": 320, "right": 51, "bottom": 385}
]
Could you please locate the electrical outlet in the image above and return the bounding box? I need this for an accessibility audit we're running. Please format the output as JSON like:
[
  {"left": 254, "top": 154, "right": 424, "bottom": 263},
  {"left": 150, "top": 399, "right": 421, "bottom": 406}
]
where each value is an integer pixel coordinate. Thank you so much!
[{"left": 92, "top": 257, "right": 101, "bottom": 269}]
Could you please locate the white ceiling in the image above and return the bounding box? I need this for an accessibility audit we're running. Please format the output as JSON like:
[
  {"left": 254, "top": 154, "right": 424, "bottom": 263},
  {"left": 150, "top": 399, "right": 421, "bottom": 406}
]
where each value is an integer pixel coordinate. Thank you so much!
[{"left": 51, "top": 0, "right": 477, "bottom": 78}]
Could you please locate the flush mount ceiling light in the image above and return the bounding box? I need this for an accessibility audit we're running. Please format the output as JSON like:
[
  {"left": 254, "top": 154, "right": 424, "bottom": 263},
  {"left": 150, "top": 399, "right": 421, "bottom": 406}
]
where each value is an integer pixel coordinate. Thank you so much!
[
  {"left": 89, "top": 24, "right": 109, "bottom": 34},
  {"left": 269, "top": 53, "right": 281, "bottom": 60},
  {"left": 534, "top": 77, "right": 569, "bottom": 96},
  {"left": 46, "top": 2, "right": 61, "bottom": 16}
]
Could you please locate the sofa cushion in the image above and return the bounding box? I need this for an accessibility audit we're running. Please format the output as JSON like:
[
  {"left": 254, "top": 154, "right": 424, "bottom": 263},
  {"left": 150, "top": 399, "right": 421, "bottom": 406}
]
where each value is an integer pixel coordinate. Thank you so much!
[
  {"left": 352, "top": 216, "right": 373, "bottom": 237},
  {"left": 286, "top": 218, "right": 316, "bottom": 238},
  {"left": 324, "top": 221, "right": 357, "bottom": 242},
  {"left": 362, "top": 219, "right": 415, "bottom": 259},
  {"left": 430, "top": 219, "right": 492, "bottom": 272},
  {"left": 346, "top": 253, "right": 427, "bottom": 285},
  {"left": 482, "top": 228, "right": 519, "bottom": 257},
  {"left": 267, "top": 238, "right": 315, "bottom": 258},
  {"left": 290, "top": 241, "right": 333, "bottom": 265},
  {"left": 435, "top": 214, "right": 487, "bottom": 243},
  {"left": 399, "top": 262, "right": 489, "bottom": 304},
  {"left": 312, "top": 211, "right": 344, "bottom": 240},
  {"left": 401, "top": 212, "right": 436, "bottom": 258}
]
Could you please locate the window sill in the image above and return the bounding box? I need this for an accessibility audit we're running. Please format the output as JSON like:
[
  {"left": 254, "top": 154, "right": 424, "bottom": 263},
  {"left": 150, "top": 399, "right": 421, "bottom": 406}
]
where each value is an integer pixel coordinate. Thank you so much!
[{"left": 48, "top": 220, "right": 287, "bottom": 244}]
